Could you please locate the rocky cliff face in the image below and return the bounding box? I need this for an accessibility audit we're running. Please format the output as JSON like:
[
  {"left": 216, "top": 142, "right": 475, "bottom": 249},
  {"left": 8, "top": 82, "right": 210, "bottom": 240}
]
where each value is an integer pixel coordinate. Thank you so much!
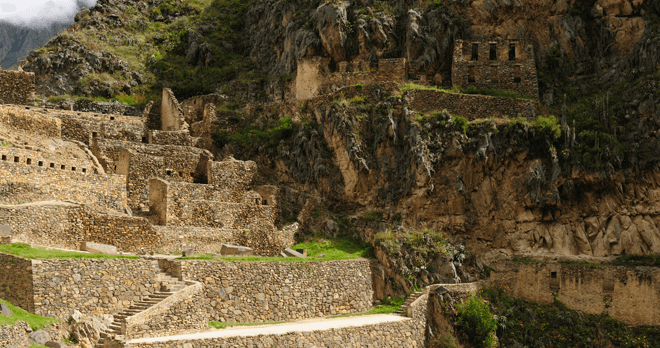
[{"left": 15, "top": 0, "right": 660, "bottom": 277}]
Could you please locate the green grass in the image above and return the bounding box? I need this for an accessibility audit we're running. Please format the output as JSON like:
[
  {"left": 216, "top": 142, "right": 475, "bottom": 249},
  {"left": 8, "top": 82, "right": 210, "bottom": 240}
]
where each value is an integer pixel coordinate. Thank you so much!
[
  {"left": 0, "top": 243, "right": 139, "bottom": 260},
  {"left": 209, "top": 320, "right": 288, "bottom": 329},
  {"left": 399, "top": 83, "right": 530, "bottom": 100},
  {"left": 177, "top": 236, "right": 373, "bottom": 262},
  {"left": 327, "top": 297, "right": 405, "bottom": 318},
  {"left": 0, "top": 299, "right": 59, "bottom": 330}
]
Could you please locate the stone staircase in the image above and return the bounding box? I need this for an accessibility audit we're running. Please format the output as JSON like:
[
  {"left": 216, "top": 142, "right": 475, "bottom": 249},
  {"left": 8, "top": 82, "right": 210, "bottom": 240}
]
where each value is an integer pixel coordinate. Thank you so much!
[
  {"left": 396, "top": 291, "right": 424, "bottom": 317},
  {"left": 95, "top": 272, "right": 186, "bottom": 347}
]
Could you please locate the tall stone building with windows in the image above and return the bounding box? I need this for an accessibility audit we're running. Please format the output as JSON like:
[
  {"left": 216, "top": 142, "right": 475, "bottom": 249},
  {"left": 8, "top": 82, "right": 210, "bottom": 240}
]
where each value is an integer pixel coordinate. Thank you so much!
[{"left": 452, "top": 39, "right": 539, "bottom": 100}]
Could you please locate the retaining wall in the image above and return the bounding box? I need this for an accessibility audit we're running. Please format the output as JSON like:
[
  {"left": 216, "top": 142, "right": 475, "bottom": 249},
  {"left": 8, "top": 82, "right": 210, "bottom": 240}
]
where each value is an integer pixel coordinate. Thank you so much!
[
  {"left": 0, "top": 253, "right": 34, "bottom": 313},
  {"left": 487, "top": 259, "right": 660, "bottom": 326},
  {"left": 180, "top": 259, "right": 374, "bottom": 323},
  {"left": 0, "top": 105, "right": 61, "bottom": 138},
  {"left": 0, "top": 147, "right": 94, "bottom": 174},
  {"left": 0, "top": 161, "right": 127, "bottom": 213},
  {"left": 408, "top": 89, "right": 536, "bottom": 120}
]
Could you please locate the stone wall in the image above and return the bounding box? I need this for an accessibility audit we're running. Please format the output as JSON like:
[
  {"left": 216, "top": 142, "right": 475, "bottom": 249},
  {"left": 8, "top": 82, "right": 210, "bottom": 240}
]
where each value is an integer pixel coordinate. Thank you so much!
[
  {"left": 148, "top": 130, "right": 193, "bottom": 146},
  {"left": 452, "top": 39, "right": 539, "bottom": 100},
  {"left": 124, "top": 281, "right": 207, "bottom": 339},
  {"left": 408, "top": 89, "right": 536, "bottom": 120},
  {"left": 0, "top": 146, "right": 94, "bottom": 174},
  {"left": 122, "top": 316, "right": 425, "bottom": 348},
  {"left": 0, "top": 71, "right": 35, "bottom": 106},
  {"left": 296, "top": 57, "right": 407, "bottom": 101},
  {"left": 54, "top": 110, "right": 144, "bottom": 145},
  {"left": 180, "top": 259, "right": 374, "bottom": 322},
  {"left": 0, "top": 206, "right": 161, "bottom": 254},
  {"left": 160, "top": 88, "right": 184, "bottom": 131},
  {"left": 487, "top": 259, "right": 660, "bottom": 326},
  {"left": 180, "top": 93, "right": 224, "bottom": 126},
  {"left": 0, "top": 105, "right": 61, "bottom": 138},
  {"left": 0, "top": 161, "right": 128, "bottom": 213},
  {"left": 30, "top": 257, "right": 160, "bottom": 319},
  {"left": 0, "top": 253, "right": 34, "bottom": 313},
  {"left": 74, "top": 99, "right": 141, "bottom": 116},
  {"left": 155, "top": 226, "right": 233, "bottom": 254}
]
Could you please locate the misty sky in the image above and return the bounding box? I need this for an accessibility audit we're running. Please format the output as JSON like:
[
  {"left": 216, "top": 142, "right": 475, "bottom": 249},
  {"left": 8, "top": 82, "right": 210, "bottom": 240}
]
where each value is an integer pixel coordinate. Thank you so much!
[{"left": 0, "top": 0, "right": 97, "bottom": 27}]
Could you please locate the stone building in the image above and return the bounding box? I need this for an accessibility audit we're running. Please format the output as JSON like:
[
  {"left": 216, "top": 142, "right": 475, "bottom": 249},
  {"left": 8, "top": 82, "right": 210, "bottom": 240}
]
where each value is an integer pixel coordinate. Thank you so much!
[{"left": 451, "top": 38, "right": 539, "bottom": 100}]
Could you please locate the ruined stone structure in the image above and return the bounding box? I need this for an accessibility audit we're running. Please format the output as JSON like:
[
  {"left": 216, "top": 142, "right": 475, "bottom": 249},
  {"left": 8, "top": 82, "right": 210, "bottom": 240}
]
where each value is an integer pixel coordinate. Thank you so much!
[
  {"left": 452, "top": 39, "right": 540, "bottom": 100},
  {"left": 487, "top": 259, "right": 660, "bottom": 326},
  {"left": 0, "top": 69, "right": 35, "bottom": 106},
  {"left": 0, "top": 88, "right": 289, "bottom": 256}
]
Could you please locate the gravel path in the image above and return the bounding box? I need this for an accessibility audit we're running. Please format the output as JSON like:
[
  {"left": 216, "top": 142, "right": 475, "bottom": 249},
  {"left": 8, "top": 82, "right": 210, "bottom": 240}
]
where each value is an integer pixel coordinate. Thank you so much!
[{"left": 128, "top": 314, "right": 409, "bottom": 343}]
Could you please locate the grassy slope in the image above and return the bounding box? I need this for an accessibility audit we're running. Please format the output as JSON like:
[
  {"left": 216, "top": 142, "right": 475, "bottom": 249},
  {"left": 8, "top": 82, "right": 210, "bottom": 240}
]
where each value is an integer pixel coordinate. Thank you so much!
[
  {"left": 44, "top": 0, "right": 252, "bottom": 102},
  {"left": 178, "top": 235, "right": 373, "bottom": 262},
  {"left": 0, "top": 243, "right": 139, "bottom": 260},
  {"left": 0, "top": 300, "right": 58, "bottom": 330}
]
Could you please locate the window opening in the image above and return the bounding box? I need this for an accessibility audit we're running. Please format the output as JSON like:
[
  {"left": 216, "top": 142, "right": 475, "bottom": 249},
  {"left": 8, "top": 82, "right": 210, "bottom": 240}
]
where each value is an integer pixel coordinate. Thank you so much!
[
  {"left": 490, "top": 44, "right": 497, "bottom": 60},
  {"left": 471, "top": 44, "right": 479, "bottom": 61},
  {"left": 26, "top": 158, "right": 32, "bottom": 165},
  {"left": 509, "top": 44, "right": 516, "bottom": 60},
  {"left": 61, "top": 165, "right": 66, "bottom": 170},
  {"left": 38, "top": 161, "right": 43, "bottom": 167},
  {"left": 14, "top": 157, "right": 18, "bottom": 163}
]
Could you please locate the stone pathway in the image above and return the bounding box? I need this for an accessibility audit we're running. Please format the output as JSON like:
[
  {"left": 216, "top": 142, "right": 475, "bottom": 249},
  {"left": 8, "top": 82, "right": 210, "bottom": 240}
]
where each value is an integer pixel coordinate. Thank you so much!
[{"left": 128, "top": 314, "right": 410, "bottom": 344}]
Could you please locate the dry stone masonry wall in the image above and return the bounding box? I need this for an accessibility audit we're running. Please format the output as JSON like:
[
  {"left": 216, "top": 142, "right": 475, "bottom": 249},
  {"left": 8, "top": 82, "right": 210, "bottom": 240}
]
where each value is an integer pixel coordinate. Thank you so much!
[
  {"left": 0, "top": 71, "right": 35, "bottom": 105},
  {"left": 0, "top": 105, "right": 61, "bottom": 138},
  {"left": 180, "top": 259, "right": 374, "bottom": 323},
  {"left": 409, "top": 89, "right": 536, "bottom": 120},
  {"left": 0, "top": 253, "right": 34, "bottom": 313},
  {"left": 30, "top": 257, "right": 161, "bottom": 319},
  {"left": 452, "top": 39, "right": 539, "bottom": 100},
  {"left": 487, "top": 259, "right": 660, "bottom": 326}
]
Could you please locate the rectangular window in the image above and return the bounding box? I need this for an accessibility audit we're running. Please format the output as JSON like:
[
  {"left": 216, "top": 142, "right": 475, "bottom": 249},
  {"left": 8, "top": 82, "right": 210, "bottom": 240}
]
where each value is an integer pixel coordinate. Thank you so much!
[
  {"left": 82, "top": 168, "right": 87, "bottom": 173},
  {"left": 471, "top": 44, "right": 479, "bottom": 61},
  {"left": 468, "top": 66, "right": 476, "bottom": 83},
  {"left": 50, "top": 163, "right": 54, "bottom": 168},
  {"left": 509, "top": 44, "right": 516, "bottom": 61},
  {"left": 14, "top": 157, "right": 19, "bottom": 163},
  {"left": 61, "top": 165, "right": 66, "bottom": 170},
  {"left": 38, "top": 161, "right": 43, "bottom": 167},
  {"left": 490, "top": 44, "right": 497, "bottom": 60},
  {"left": 1, "top": 155, "right": 6, "bottom": 161},
  {"left": 26, "top": 158, "right": 32, "bottom": 165}
]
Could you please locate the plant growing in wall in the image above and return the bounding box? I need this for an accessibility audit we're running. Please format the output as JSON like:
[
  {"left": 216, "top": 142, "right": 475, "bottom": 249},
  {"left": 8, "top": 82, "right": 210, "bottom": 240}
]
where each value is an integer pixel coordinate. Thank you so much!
[{"left": 456, "top": 293, "right": 498, "bottom": 348}]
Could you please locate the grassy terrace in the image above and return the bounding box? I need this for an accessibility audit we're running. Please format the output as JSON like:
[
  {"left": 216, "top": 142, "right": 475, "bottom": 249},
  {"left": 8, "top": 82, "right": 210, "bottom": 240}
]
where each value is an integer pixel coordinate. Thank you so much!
[
  {"left": 0, "top": 299, "right": 58, "bottom": 330},
  {"left": 209, "top": 320, "right": 289, "bottom": 329},
  {"left": 0, "top": 243, "right": 139, "bottom": 260},
  {"left": 328, "top": 297, "right": 405, "bottom": 318},
  {"left": 177, "top": 236, "right": 374, "bottom": 262},
  {"left": 399, "top": 83, "right": 532, "bottom": 100}
]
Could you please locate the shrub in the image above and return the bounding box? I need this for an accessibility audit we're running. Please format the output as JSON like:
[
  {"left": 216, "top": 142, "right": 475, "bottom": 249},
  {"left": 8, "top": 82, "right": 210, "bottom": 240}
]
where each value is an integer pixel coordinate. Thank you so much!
[
  {"left": 429, "top": 334, "right": 459, "bottom": 348},
  {"left": 453, "top": 115, "right": 468, "bottom": 134},
  {"left": 531, "top": 115, "right": 561, "bottom": 140},
  {"left": 456, "top": 293, "right": 497, "bottom": 348}
]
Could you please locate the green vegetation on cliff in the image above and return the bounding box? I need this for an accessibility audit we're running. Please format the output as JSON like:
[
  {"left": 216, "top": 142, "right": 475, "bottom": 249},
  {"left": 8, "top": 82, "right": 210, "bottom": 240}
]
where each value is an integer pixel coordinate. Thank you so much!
[{"left": 483, "top": 286, "right": 660, "bottom": 348}]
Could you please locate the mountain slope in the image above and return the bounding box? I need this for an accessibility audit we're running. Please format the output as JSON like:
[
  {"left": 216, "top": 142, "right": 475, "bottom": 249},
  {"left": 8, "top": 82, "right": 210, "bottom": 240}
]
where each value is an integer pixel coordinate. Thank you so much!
[{"left": 0, "top": 22, "right": 70, "bottom": 69}]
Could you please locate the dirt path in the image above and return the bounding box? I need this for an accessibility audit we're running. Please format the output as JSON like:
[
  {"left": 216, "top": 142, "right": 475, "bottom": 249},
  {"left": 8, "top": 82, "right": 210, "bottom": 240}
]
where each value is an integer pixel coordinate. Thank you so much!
[{"left": 128, "top": 314, "right": 409, "bottom": 343}]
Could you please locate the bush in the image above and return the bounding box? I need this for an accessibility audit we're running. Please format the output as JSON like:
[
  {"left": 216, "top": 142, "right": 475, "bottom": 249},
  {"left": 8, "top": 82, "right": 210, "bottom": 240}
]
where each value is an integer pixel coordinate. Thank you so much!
[
  {"left": 362, "top": 211, "right": 383, "bottom": 221},
  {"left": 456, "top": 293, "right": 497, "bottom": 348},
  {"left": 531, "top": 115, "right": 561, "bottom": 140},
  {"left": 429, "top": 334, "right": 459, "bottom": 348},
  {"left": 453, "top": 115, "right": 468, "bottom": 134}
]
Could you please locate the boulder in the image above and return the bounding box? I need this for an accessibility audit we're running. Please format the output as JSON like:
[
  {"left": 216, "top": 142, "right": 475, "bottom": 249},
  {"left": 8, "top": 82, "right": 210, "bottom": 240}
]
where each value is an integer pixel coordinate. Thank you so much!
[
  {"left": 1, "top": 302, "right": 12, "bottom": 316},
  {"left": 183, "top": 248, "right": 195, "bottom": 257},
  {"left": 45, "top": 342, "right": 66, "bottom": 348},
  {"left": 220, "top": 244, "right": 254, "bottom": 256},
  {"left": 72, "top": 318, "right": 107, "bottom": 347},
  {"left": 29, "top": 330, "right": 50, "bottom": 345},
  {"left": 80, "top": 241, "right": 117, "bottom": 255},
  {"left": 283, "top": 248, "right": 307, "bottom": 258}
]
